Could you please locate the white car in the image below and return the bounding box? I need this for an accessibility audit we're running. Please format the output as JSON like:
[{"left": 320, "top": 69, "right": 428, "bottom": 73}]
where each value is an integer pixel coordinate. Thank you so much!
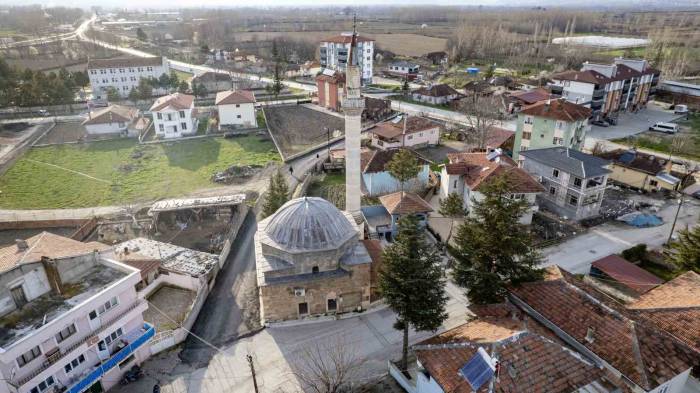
[
  {"left": 674, "top": 104, "right": 689, "bottom": 114},
  {"left": 649, "top": 122, "right": 680, "bottom": 134}
]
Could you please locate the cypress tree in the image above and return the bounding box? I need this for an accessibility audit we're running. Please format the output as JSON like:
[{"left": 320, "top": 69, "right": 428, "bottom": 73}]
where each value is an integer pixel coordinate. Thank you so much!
[
  {"left": 379, "top": 214, "right": 448, "bottom": 372},
  {"left": 666, "top": 223, "right": 700, "bottom": 274},
  {"left": 451, "top": 176, "right": 543, "bottom": 304}
]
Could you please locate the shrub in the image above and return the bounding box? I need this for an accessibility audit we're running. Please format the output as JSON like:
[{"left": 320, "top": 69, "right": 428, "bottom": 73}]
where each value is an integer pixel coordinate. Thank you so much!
[{"left": 621, "top": 244, "right": 647, "bottom": 262}]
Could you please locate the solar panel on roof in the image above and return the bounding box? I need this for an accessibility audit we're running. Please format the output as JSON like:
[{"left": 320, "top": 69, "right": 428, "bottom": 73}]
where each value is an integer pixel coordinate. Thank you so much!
[{"left": 459, "top": 347, "right": 495, "bottom": 391}]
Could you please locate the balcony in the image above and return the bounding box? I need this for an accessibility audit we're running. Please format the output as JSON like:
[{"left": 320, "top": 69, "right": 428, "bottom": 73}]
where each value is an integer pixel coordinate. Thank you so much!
[
  {"left": 65, "top": 323, "right": 154, "bottom": 393},
  {"left": 16, "top": 301, "right": 145, "bottom": 387}
]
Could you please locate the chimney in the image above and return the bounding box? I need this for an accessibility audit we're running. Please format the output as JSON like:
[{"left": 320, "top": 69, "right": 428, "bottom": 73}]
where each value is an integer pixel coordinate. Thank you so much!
[{"left": 15, "top": 239, "right": 28, "bottom": 251}]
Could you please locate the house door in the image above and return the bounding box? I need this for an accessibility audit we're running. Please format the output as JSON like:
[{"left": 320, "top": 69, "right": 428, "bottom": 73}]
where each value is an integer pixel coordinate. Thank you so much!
[{"left": 10, "top": 286, "right": 27, "bottom": 308}]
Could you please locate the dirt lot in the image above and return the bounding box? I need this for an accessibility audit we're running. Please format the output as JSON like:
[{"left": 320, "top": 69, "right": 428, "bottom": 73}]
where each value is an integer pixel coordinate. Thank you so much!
[
  {"left": 144, "top": 285, "right": 197, "bottom": 332},
  {"left": 1, "top": 40, "right": 120, "bottom": 71},
  {"left": 35, "top": 121, "right": 127, "bottom": 145},
  {"left": 264, "top": 105, "right": 344, "bottom": 159}
]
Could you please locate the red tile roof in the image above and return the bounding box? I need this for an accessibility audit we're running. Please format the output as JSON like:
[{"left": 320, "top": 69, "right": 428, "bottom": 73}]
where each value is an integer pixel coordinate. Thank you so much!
[
  {"left": 520, "top": 99, "right": 592, "bottom": 122},
  {"left": 591, "top": 254, "right": 664, "bottom": 294},
  {"left": 369, "top": 116, "right": 441, "bottom": 140},
  {"left": 414, "top": 313, "right": 609, "bottom": 393},
  {"left": 509, "top": 266, "right": 699, "bottom": 391},
  {"left": 150, "top": 93, "right": 195, "bottom": 112},
  {"left": 551, "top": 70, "right": 611, "bottom": 85},
  {"left": 82, "top": 104, "right": 139, "bottom": 126},
  {"left": 446, "top": 152, "right": 543, "bottom": 193},
  {"left": 215, "top": 90, "right": 256, "bottom": 105},
  {"left": 0, "top": 232, "right": 109, "bottom": 274},
  {"left": 627, "top": 272, "right": 700, "bottom": 352},
  {"left": 379, "top": 191, "right": 433, "bottom": 215},
  {"left": 88, "top": 56, "right": 164, "bottom": 69},
  {"left": 509, "top": 88, "right": 554, "bottom": 105}
]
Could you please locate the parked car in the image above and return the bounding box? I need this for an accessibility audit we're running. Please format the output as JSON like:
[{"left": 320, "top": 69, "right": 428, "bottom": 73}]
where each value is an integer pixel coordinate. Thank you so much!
[
  {"left": 649, "top": 122, "right": 679, "bottom": 134},
  {"left": 674, "top": 104, "right": 689, "bottom": 115},
  {"left": 36, "top": 109, "right": 50, "bottom": 117},
  {"left": 592, "top": 120, "right": 609, "bottom": 127}
]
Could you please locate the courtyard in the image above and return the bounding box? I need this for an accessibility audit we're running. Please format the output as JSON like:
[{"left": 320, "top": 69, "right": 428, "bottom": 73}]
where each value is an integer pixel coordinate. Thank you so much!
[{"left": 0, "top": 136, "right": 279, "bottom": 209}]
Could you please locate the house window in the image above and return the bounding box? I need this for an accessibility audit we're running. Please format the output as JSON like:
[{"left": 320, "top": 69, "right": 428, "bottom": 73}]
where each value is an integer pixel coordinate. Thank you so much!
[
  {"left": 157, "top": 113, "right": 162, "bottom": 120},
  {"left": 236, "top": 115, "right": 241, "bottom": 119},
  {"left": 235, "top": 104, "right": 240, "bottom": 108},
  {"left": 453, "top": 180, "right": 457, "bottom": 188},
  {"left": 298, "top": 302, "right": 309, "bottom": 316},
  {"left": 549, "top": 186, "right": 556, "bottom": 195},
  {"left": 29, "top": 376, "right": 55, "bottom": 393},
  {"left": 312, "top": 266, "right": 319, "bottom": 274},
  {"left": 552, "top": 169, "right": 559, "bottom": 178},
  {"left": 98, "top": 327, "right": 124, "bottom": 351},
  {"left": 522, "top": 132, "right": 531, "bottom": 140},
  {"left": 407, "top": 135, "right": 413, "bottom": 140},
  {"left": 55, "top": 323, "right": 77, "bottom": 343},
  {"left": 568, "top": 194, "right": 579, "bottom": 206},
  {"left": 17, "top": 346, "right": 42, "bottom": 367},
  {"left": 573, "top": 177, "right": 582, "bottom": 188},
  {"left": 553, "top": 137, "right": 564, "bottom": 145},
  {"left": 650, "top": 180, "right": 658, "bottom": 186},
  {"left": 64, "top": 354, "right": 86, "bottom": 373},
  {"left": 179, "top": 111, "right": 185, "bottom": 118},
  {"left": 159, "top": 124, "right": 164, "bottom": 132},
  {"left": 167, "top": 114, "right": 173, "bottom": 121},
  {"left": 327, "top": 298, "right": 337, "bottom": 312},
  {"left": 89, "top": 297, "right": 118, "bottom": 320},
  {"left": 181, "top": 122, "right": 187, "bottom": 130}
]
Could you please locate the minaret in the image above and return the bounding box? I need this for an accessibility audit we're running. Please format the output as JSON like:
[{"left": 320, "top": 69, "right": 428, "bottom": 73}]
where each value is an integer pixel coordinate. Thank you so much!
[{"left": 343, "top": 16, "right": 364, "bottom": 214}]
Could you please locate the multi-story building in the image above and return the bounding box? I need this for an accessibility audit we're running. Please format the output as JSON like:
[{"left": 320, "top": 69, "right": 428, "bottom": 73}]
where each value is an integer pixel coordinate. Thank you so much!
[
  {"left": 88, "top": 57, "right": 169, "bottom": 100},
  {"left": 319, "top": 33, "right": 374, "bottom": 84},
  {"left": 316, "top": 69, "right": 345, "bottom": 112},
  {"left": 520, "top": 147, "right": 611, "bottom": 221},
  {"left": 215, "top": 90, "right": 257, "bottom": 130},
  {"left": 150, "top": 93, "right": 197, "bottom": 139},
  {"left": 549, "top": 57, "right": 660, "bottom": 122},
  {"left": 0, "top": 232, "right": 152, "bottom": 393},
  {"left": 513, "top": 98, "right": 591, "bottom": 160}
]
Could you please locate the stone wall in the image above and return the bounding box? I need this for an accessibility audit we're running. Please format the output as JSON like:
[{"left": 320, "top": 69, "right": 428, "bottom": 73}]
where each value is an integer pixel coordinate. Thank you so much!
[{"left": 260, "top": 263, "right": 371, "bottom": 324}]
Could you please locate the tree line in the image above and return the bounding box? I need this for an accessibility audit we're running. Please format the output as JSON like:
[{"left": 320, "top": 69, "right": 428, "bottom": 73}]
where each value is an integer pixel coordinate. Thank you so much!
[{"left": 0, "top": 57, "right": 89, "bottom": 108}]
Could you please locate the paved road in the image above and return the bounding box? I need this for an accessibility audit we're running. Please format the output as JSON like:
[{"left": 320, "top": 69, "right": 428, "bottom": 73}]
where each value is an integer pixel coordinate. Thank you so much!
[
  {"left": 179, "top": 211, "right": 258, "bottom": 368},
  {"left": 544, "top": 196, "right": 700, "bottom": 273}
]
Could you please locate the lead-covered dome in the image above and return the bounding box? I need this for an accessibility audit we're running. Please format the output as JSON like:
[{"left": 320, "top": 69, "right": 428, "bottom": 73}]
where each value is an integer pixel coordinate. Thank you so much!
[{"left": 264, "top": 197, "right": 356, "bottom": 252}]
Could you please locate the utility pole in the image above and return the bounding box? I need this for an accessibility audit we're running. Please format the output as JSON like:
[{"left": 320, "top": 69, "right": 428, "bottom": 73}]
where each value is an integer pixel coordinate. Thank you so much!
[
  {"left": 666, "top": 168, "right": 697, "bottom": 245},
  {"left": 247, "top": 354, "right": 260, "bottom": 393}
]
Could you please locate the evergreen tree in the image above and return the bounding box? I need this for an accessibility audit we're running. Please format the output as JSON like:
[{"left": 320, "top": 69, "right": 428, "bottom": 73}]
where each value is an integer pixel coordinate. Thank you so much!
[
  {"left": 401, "top": 77, "right": 409, "bottom": 96},
  {"left": 451, "top": 176, "right": 543, "bottom": 304},
  {"left": 128, "top": 87, "right": 140, "bottom": 102},
  {"left": 262, "top": 170, "right": 290, "bottom": 217},
  {"left": 72, "top": 70, "right": 90, "bottom": 92},
  {"left": 169, "top": 71, "right": 180, "bottom": 91},
  {"left": 137, "top": 79, "right": 153, "bottom": 100},
  {"left": 379, "top": 214, "right": 448, "bottom": 372},
  {"left": 439, "top": 192, "right": 467, "bottom": 243},
  {"left": 267, "top": 40, "right": 284, "bottom": 97},
  {"left": 193, "top": 82, "right": 207, "bottom": 98},
  {"left": 136, "top": 28, "right": 148, "bottom": 41},
  {"left": 178, "top": 80, "right": 190, "bottom": 94},
  {"left": 665, "top": 224, "right": 700, "bottom": 273},
  {"left": 387, "top": 149, "right": 420, "bottom": 192},
  {"left": 106, "top": 87, "right": 121, "bottom": 102},
  {"left": 158, "top": 73, "right": 171, "bottom": 90}
]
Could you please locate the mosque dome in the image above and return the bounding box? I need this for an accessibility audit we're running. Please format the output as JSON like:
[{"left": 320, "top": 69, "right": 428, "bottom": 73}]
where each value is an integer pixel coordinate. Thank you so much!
[{"left": 264, "top": 197, "right": 356, "bottom": 252}]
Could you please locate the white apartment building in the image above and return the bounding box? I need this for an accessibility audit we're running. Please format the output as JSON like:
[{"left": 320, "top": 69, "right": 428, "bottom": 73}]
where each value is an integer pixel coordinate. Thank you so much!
[
  {"left": 150, "top": 93, "right": 197, "bottom": 139},
  {"left": 88, "top": 57, "right": 169, "bottom": 100},
  {"left": 320, "top": 33, "right": 374, "bottom": 83},
  {"left": 0, "top": 233, "right": 152, "bottom": 393},
  {"left": 215, "top": 90, "right": 257, "bottom": 130}
]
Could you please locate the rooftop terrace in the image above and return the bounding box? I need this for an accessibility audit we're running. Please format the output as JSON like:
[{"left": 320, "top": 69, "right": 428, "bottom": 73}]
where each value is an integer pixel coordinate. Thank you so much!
[{"left": 0, "top": 264, "right": 126, "bottom": 348}]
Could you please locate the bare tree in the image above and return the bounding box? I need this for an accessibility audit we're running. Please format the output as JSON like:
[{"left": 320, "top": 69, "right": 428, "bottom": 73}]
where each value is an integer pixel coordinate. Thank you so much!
[
  {"left": 456, "top": 94, "right": 505, "bottom": 151},
  {"left": 291, "top": 338, "right": 366, "bottom": 393}
]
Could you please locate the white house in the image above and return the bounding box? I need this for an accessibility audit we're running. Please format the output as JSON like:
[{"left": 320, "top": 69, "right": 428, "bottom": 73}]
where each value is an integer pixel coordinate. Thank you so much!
[
  {"left": 215, "top": 90, "right": 257, "bottom": 130},
  {"left": 368, "top": 115, "right": 441, "bottom": 150},
  {"left": 320, "top": 33, "right": 374, "bottom": 83},
  {"left": 82, "top": 104, "right": 149, "bottom": 137},
  {"left": 439, "top": 150, "right": 543, "bottom": 224},
  {"left": 88, "top": 57, "right": 169, "bottom": 100},
  {"left": 0, "top": 233, "right": 152, "bottom": 393},
  {"left": 411, "top": 84, "right": 461, "bottom": 105},
  {"left": 150, "top": 93, "right": 197, "bottom": 139}
]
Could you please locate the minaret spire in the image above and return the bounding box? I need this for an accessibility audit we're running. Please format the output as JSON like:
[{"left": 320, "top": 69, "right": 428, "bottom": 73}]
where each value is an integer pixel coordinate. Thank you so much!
[{"left": 343, "top": 14, "right": 364, "bottom": 214}]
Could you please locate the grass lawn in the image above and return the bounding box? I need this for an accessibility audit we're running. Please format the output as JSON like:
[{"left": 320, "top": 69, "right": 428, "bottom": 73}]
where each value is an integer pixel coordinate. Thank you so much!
[
  {"left": 0, "top": 136, "right": 279, "bottom": 209},
  {"left": 172, "top": 69, "right": 193, "bottom": 82},
  {"left": 638, "top": 260, "right": 682, "bottom": 282}
]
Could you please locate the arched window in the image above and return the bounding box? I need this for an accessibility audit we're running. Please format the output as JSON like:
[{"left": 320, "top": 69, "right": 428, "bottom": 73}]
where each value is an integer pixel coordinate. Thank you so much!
[{"left": 312, "top": 266, "right": 319, "bottom": 274}]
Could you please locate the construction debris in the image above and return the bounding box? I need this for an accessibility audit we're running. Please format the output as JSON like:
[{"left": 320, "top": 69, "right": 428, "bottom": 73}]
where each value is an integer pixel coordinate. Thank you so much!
[{"left": 211, "top": 165, "right": 263, "bottom": 184}]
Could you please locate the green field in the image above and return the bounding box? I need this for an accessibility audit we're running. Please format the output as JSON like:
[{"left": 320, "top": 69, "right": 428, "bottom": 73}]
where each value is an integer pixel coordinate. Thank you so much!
[{"left": 0, "top": 136, "right": 279, "bottom": 209}]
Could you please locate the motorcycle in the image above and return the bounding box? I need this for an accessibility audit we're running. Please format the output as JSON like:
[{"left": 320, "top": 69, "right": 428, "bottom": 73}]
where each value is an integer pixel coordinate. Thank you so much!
[{"left": 120, "top": 365, "right": 144, "bottom": 385}]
